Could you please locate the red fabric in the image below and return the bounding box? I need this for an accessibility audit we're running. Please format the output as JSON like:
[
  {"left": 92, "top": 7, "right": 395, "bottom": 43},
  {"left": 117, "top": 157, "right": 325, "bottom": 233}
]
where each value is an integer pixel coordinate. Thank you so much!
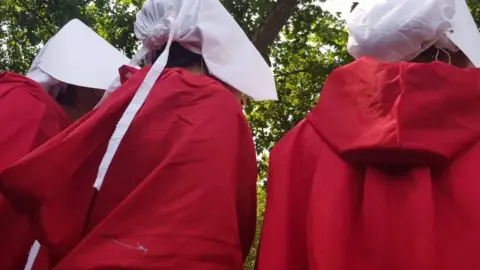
[
  {"left": 0, "top": 72, "right": 70, "bottom": 270},
  {"left": 257, "top": 58, "right": 480, "bottom": 270},
  {"left": 118, "top": 65, "right": 137, "bottom": 83},
  {"left": 0, "top": 67, "right": 257, "bottom": 269},
  {"left": 29, "top": 65, "right": 138, "bottom": 270}
]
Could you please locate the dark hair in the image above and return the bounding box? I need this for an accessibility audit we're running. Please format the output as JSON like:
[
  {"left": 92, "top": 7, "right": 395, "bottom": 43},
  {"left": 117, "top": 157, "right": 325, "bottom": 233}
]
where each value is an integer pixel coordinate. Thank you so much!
[
  {"left": 56, "top": 84, "right": 77, "bottom": 107},
  {"left": 412, "top": 46, "right": 444, "bottom": 63},
  {"left": 153, "top": 42, "right": 205, "bottom": 68},
  {"left": 412, "top": 45, "right": 470, "bottom": 67}
]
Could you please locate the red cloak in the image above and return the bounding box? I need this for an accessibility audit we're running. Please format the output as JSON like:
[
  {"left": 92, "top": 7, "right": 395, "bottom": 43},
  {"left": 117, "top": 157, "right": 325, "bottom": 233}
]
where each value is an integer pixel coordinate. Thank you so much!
[
  {"left": 0, "top": 72, "right": 70, "bottom": 270},
  {"left": 257, "top": 58, "right": 480, "bottom": 270},
  {"left": 0, "top": 67, "right": 257, "bottom": 269}
]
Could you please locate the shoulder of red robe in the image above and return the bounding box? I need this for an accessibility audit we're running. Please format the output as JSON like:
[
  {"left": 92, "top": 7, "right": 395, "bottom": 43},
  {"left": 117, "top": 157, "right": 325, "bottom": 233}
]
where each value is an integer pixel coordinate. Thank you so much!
[
  {"left": 0, "top": 72, "right": 44, "bottom": 89},
  {"left": 308, "top": 57, "right": 480, "bottom": 166}
]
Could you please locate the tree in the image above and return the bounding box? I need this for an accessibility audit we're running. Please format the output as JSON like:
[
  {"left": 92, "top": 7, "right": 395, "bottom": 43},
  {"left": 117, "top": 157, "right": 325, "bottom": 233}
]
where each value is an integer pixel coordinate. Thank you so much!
[
  {"left": 0, "top": 0, "right": 349, "bottom": 268},
  {"left": 251, "top": 0, "right": 299, "bottom": 56}
]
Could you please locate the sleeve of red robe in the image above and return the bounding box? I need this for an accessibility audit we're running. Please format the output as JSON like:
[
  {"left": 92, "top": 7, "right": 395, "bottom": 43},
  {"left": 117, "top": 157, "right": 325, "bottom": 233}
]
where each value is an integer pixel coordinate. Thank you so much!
[
  {"left": 0, "top": 67, "right": 257, "bottom": 270},
  {"left": 0, "top": 76, "right": 70, "bottom": 270}
]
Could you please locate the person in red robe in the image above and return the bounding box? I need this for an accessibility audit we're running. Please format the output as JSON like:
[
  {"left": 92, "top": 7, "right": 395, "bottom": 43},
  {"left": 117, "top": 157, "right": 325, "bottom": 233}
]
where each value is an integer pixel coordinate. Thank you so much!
[
  {"left": 0, "top": 19, "right": 130, "bottom": 270},
  {"left": 256, "top": 0, "right": 480, "bottom": 270},
  {"left": 0, "top": 0, "right": 277, "bottom": 269}
]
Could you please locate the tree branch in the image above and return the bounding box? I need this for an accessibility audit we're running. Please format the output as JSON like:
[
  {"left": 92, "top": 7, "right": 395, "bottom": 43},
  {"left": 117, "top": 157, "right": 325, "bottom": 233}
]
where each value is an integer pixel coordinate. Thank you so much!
[
  {"left": 351, "top": 2, "right": 359, "bottom": 12},
  {"left": 275, "top": 69, "right": 309, "bottom": 77},
  {"left": 251, "top": 0, "right": 300, "bottom": 56}
]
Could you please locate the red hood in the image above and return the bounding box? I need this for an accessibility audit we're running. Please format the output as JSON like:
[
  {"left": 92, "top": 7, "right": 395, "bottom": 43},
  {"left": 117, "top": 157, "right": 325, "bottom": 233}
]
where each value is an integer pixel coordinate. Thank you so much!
[
  {"left": 308, "top": 58, "right": 480, "bottom": 165},
  {"left": 0, "top": 72, "right": 41, "bottom": 88}
]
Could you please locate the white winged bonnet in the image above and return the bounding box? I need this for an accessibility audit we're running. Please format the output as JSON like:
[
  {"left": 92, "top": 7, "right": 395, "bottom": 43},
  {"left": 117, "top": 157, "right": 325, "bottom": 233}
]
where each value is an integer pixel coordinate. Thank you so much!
[
  {"left": 347, "top": 0, "right": 480, "bottom": 67},
  {"left": 93, "top": 0, "right": 277, "bottom": 190},
  {"left": 26, "top": 19, "right": 130, "bottom": 95}
]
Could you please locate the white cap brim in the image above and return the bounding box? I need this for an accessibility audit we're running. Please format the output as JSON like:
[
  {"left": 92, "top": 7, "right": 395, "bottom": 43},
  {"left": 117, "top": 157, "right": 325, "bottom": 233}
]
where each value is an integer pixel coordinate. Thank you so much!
[
  {"left": 448, "top": 0, "right": 480, "bottom": 67},
  {"left": 38, "top": 19, "right": 130, "bottom": 90}
]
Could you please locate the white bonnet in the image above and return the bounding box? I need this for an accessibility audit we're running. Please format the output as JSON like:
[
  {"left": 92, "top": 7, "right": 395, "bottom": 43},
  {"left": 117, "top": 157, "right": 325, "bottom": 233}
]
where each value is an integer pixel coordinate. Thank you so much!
[
  {"left": 134, "top": 0, "right": 199, "bottom": 56},
  {"left": 26, "top": 19, "right": 130, "bottom": 92},
  {"left": 26, "top": 40, "right": 66, "bottom": 97},
  {"left": 347, "top": 0, "right": 480, "bottom": 67}
]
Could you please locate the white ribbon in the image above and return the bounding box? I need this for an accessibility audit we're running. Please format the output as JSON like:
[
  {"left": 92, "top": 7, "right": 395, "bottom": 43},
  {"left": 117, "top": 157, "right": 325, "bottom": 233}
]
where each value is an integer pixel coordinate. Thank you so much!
[
  {"left": 94, "top": 46, "right": 150, "bottom": 109},
  {"left": 24, "top": 240, "right": 41, "bottom": 270},
  {"left": 93, "top": 4, "right": 191, "bottom": 190}
]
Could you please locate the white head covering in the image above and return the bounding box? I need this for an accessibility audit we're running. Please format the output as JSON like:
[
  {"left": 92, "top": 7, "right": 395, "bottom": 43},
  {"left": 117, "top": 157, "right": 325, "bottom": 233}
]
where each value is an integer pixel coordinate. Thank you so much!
[
  {"left": 26, "top": 39, "right": 65, "bottom": 97},
  {"left": 26, "top": 19, "right": 130, "bottom": 95},
  {"left": 92, "top": 0, "right": 277, "bottom": 190},
  {"left": 346, "top": 0, "right": 480, "bottom": 67}
]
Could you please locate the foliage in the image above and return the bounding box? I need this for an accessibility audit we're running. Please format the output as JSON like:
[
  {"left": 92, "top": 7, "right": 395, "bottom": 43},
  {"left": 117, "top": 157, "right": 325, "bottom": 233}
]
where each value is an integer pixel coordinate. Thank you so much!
[
  {"left": 469, "top": 0, "right": 480, "bottom": 26},
  {"left": 243, "top": 185, "right": 267, "bottom": 270},
  {"left": 0, "top": 0, "right": 351, "bottom": 268},
  {"left": 246, "top": 4, "right": 351, "bottom": 184}
]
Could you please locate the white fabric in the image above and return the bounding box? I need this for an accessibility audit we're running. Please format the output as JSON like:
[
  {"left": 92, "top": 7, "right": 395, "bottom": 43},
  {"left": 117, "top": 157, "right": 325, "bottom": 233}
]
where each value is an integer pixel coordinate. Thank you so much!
[
  {"left": 26, "top": 69, "right": 66, "bottom": 98},
  {"left": 24, "top": 240, "right": 40, "bottom": 270},
  {"left": 28, "top": 19, "right": 130, "bottom": 90},
  {"left": 347, "top": 0, "right": 480, "bottom": 67},
  {"left": 26, "top": 40, "right": 66, "bottom": 96},
  {"left": 95, "top": 46, "right": 149, "bottom": 109},
  {"left": 134, "top": 0, "right": 277, "bottom": 101},
  {"left": 92, "top": 0, "right": 277, "bottom": 190},
  {"left": 347, "top": 0, "right": 456, "bottom": 62},
  {"left": 447, "top": 0, "right": 480, "bottom": 67}
]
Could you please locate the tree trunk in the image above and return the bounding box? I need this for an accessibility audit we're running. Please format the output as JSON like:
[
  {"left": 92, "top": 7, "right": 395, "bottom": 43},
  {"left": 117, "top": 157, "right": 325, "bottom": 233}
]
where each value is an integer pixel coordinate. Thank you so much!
[{"left": 251, "top": 0, "right": 300, "bottom": 56}]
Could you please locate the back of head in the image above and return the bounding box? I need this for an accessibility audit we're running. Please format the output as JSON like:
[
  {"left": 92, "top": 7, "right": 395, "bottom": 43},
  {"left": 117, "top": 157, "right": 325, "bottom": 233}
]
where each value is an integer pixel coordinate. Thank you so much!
[
  {"left": 411, "top": 46, "right": 472, "bottom": 67},
  {"left": 347, "top": 0, "right": 480, "bottom": 68},
  {"left": 315, "top": 0, "right": 480, "bottom": 166},
  {"left": 133, "top": 0, "right": 276, "bottom": 100},
  {"left": 55, "top": 85, "right": 104, "bottom": 121},
  {"left": 149, "top": 42, "right": 205, "bottom": 69}
]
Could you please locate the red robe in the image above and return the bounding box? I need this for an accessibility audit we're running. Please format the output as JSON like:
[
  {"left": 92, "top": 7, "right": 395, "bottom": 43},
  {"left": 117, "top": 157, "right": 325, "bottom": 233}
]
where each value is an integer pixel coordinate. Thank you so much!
[
  {"left": 257, "top": 58, "right": 480, "bottom": 270},
  {"left": 0, "top": 67, "right": 257, "bottom": 269},
  {"left": 0, "top": 72, "right": 70, "bottom": 270}
]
